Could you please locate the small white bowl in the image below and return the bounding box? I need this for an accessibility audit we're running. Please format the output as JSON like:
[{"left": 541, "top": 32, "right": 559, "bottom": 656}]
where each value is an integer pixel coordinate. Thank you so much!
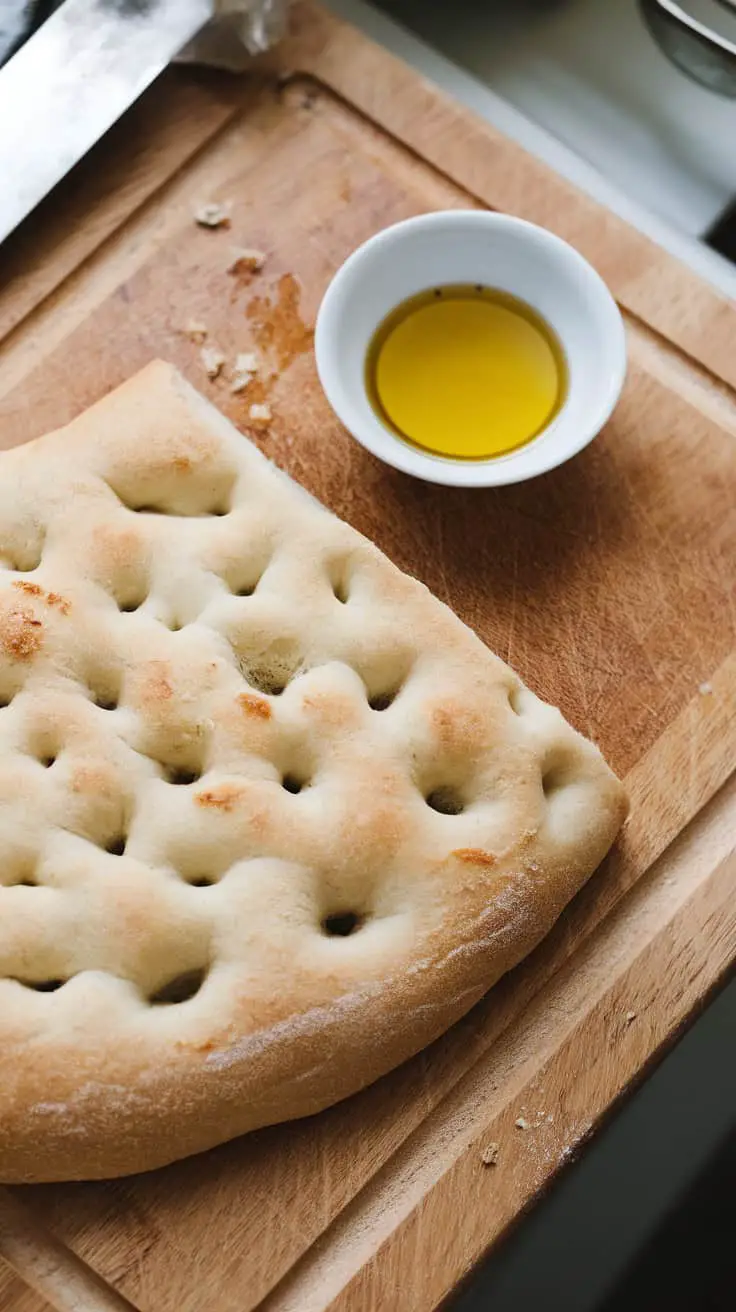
[{"left": 314, "top": 211, "right": 627, "bottom": 488}]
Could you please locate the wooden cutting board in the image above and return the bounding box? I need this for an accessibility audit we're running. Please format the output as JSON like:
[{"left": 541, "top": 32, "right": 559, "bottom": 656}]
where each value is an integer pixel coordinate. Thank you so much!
[{"left": 0, "top": 4, "right": 734, "bottom": 1309}]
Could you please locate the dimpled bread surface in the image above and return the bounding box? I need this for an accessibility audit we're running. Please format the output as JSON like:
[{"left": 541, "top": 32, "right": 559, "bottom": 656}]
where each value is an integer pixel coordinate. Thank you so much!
[{"left": 0, "top": 361, "right": 627, "bottom": 1182}]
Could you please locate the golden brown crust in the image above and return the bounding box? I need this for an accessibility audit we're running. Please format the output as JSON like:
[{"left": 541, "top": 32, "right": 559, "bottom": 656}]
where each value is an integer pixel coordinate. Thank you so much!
[{"left": 0, "top": 362, "right": 627, "bottom": 1182}]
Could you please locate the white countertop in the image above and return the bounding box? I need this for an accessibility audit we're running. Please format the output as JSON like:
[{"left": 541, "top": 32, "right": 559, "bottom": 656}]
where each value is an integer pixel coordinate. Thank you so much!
[{"left": 328, "top": 0, "right": 736, "bottom": 301}]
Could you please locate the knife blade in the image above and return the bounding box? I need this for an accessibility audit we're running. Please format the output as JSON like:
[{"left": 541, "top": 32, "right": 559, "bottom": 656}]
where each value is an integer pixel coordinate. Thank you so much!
[{"left": 0, "top": 0, "right": 213, "bottom": 245}]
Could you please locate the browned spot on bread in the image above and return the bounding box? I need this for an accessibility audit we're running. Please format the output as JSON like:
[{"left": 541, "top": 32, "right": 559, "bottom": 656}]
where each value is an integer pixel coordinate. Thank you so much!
[
  {"left": 176, "top": 1037, "right": 218, "bottom": 1054},
  {"left": 70, "top": 764, "right": 115, "bottom": 798},
  {"left": 196, "top": 783, "right": 242, "bottom": 813},
  {"left": 173, "top": 456, "right": 192, "bottom": 473},
  {"left": 237, "top": 692, "right": 271, "bottom": 721},
  {"left": 142, "top": 661, "right": 174, "bottom": 704},
  {"left": 1, "top": 608, "right": 43, "bottom": 660},
  {"left": 430, "top": 700, "right": 485, "bottom": 754},
  {"left": 431, "top": 703, "right": 460, "bottom": 747},
  {"left": 453, "top": 847, "right": 498, "bottom": 869},
  {"left": 91, "top": 522, "right": 147, "bottom": 570},
  {"left": 12, "top": 580, "right": 71, "bottom": 615}
]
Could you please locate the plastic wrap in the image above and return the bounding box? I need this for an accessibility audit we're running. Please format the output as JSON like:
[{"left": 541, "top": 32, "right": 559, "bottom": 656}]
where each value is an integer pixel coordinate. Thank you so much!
[{"left": 179, "top": 0, "right": 290, "bottom": 70}]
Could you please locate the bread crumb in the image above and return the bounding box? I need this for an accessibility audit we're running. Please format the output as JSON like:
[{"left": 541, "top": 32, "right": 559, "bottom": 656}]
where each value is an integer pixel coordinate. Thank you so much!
[
  {"left": 515, "top": 1117, "right": 529, "bottom": 1131},
  {"left": 230, "top": 352, "right": 260, "bottom": 394},
  {"left": 200, "top": 346, "right": 226, "bottom": 380},
  {"left": 480, "top": 1142, "right": 499, "bottom": 1166},
  {"left": 235, "top": 351, "right": 259, "bottom": 374},
  {"left": 228, "top": 247, "right": 266, "bottom": 275},
  {"left": 698, "top": 681, "right": 713, "bottom": 696},
  {"left": 625, "top": 1010, "right": 637, "bottom": 1024},
  {"left": 194, "top": 201, "right": 231, "bottom": 229},
  {"left": 180, "top": 319, "right": 208, "bottom": 342},
  {"left": 249, "top": 403, "right": 272, "bottom": 424}
]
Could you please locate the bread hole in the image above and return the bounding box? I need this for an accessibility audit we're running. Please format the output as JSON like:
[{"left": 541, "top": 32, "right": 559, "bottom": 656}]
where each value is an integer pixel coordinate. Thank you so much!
[
  {"left": 0, "top": 671, "right": 26, "bottom": 708},
  {"left": 16, "top": 978, "right": 66, "bottom": 993},
  {"left": 426, "top": 786, "right": 464, "bottom": 816},
  {"left": 94, "top": 692, "right": 118, "bottom": 711},
  {"left": 322, "top": 911, "right": 363, "bottom": 938},
  {"left": 231, "top": 632, "right": 303, "bottom": 699},
  {"left": 4, "top": 871, "right": 39, "bottom": 889},
  {"left": 246, "top": 667, "right": 289, "bottom": 696},
  {"left": 508, "top": 685, "right": 524, "bottom": 714},
  {"left": 127, "top": 496, "right": 230, "bottom": 518},
  {"left": 2, "top": 851, "right": 39, "bottom": 887},
  {"left": 360, "top": 655, "right": 412, "bottom": 717},
  {"left": 541, "top": 746, "right": 580, "bottom": 799},
  {"left": 217, "top": 551, "right": 270, "bottom": 600},
  {"left": 107, "top": 572, "right": 149, "bottom": 614},
  {"left": 85, "top": 663, "right": 123, "bottom": 712},
  {"left": 0, "top": 534, "right": 45, "bottom": 573},
  {"left": 131, "top": 501, "right": 229, "bottom": 517},
  {"left": 239, "top": 652, "right": 303, "bottom": 697},
  {"left": 149, "top": 967, "right": 207, "bottom": 1006},
  {"left": 153, "top": 603, "right": 191, "bottom": 633},
  {"left": 282, "top": 772, "right": 307, "bottom": 795},
  {"left": 107, "top": 460, "right": 238, "bottom": 519},
  {"left": 327, "top": 555, "right": 354, "bottom": 605},
  {"left": 165, "top": 766, "right": 200, "bottom": 787},
  {"left": 118, "top": 594, "right": 147, "bottom": 614},
  {"left": 368, "top": 687, "right": 399, "bottom": 712},
  {"left": 28, "top": 729, "right": 60, "bottom": 770},
  {"left": 542, "top": 768, "right": 567, "bottom": 797},
  {"left": 105, "top": 834, "right": 127, "bottom": 856},
  {"left": 188, "top": 876, "right": 216, "bottom": 888}
]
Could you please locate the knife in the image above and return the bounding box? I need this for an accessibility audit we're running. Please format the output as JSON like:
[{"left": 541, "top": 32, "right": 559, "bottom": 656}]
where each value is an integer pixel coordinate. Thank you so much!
[{"left": 0, "top": 0, "right": 213, "bottom": 245}]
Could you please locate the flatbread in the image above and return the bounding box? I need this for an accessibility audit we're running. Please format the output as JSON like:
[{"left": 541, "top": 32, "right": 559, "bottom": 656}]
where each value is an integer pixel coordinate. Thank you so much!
[{"left": 0, "top": 362, "right": 627, "bottom": 1182}]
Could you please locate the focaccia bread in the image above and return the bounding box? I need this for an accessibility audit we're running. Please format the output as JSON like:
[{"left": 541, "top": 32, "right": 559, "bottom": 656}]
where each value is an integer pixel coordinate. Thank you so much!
[{"left": 0, "top": 362, "right": 627, "bottom": 1182}]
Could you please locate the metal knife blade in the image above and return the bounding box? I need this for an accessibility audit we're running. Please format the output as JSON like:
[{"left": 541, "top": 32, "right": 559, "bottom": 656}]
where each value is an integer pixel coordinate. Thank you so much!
[{"left": 0, "top": 0, "right": 213, "bottom": 245}]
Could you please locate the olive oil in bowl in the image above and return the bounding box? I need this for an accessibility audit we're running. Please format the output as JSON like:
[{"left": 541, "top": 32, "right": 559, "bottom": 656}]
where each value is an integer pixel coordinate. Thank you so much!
[{"left": 366, "top": 285, "right": 567, "bottom": 461}]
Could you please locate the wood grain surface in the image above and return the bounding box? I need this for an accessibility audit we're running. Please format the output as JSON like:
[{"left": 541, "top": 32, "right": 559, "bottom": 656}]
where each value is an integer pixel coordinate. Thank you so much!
[
  {"left": 0, "top": 4, "right": 734, "bottom": 1309},
  {"left": 0, "top": 1191, "right": 136, "bottom": 1312}
]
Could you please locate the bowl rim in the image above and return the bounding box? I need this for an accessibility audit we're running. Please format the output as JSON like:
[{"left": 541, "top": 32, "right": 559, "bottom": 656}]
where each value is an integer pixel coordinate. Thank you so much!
[{"left": 314, "top": 210, "right": 628, "bottom": 488}]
